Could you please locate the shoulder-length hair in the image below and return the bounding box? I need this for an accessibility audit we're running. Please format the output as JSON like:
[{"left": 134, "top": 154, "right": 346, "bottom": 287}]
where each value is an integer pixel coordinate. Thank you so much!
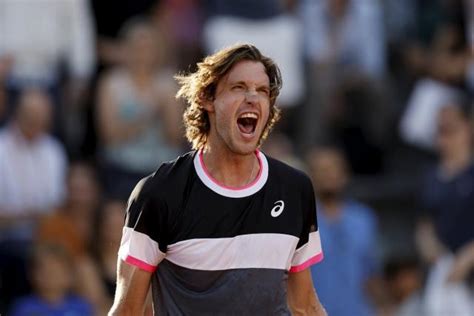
[{"left": 175, "top": 44, "right": 282, "bottom": 150}]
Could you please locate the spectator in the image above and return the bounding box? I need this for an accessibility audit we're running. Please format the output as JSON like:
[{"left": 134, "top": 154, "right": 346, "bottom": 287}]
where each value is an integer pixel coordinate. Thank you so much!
[
  {"left": 8, "top": 243, "right": 93, "bottom": 316},
  {"left": 299, "top": 0, "right": 392, "bottom": 169},
  {"left": 0, "top": 88, "right": 67, "bottom": 242},
  {"left": 0, "top": 88, "right": 67, "bottom": 312},
  {"left": 0, "top": 0, "right": 96, "bottom": 149},
  {"left": 37, "top": 162, "right": 101, "bottom": 260},
  {"left": 415, "top": 99, "right": 474, "bottom": 315},
  {"left": 202, "top": 0, "right": 305, "bottom": 110},
  {"left": 417, "top": 99, "right": 474, "bottom": 257},
  {"left": 91, "top": 0, "right": 156, "bottom": 67},
  {"left": 307, "top": 146, "right": 380, "bottom": 316},
  {"left": 0, "top": 0, "right": 95, "bottom": 89},
  {"left": 96, "top": 18, "right": 183, "bottom": 199},
  {"left": 399, "top": 0, "right": 471, "bottom": 150},
  {"left": 300, "top": 0, "right": 386, "bottom": 79},
  {"left": 36, "top": 163, "right": 124, "bottom": 315},
  {"left": 379, "top": 257, "right": 423, "bottom": 316},
  {"left": 150, "top": 0, "right": 203, "bottom": 70}
]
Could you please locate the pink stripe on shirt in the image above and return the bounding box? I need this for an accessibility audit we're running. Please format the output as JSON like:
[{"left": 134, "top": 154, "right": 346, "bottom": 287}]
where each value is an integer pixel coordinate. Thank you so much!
[
  {"left": 289, "top": 252, "right": 324, "bottom": 273},
  {"left": 124, "top": 255, "right": 157, "bottom": 273}
]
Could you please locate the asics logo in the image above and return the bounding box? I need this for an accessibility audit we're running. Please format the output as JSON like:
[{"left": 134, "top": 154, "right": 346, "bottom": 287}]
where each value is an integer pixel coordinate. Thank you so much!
[{"left": 271, "top": 200, "right": 285, "bottom": 217}]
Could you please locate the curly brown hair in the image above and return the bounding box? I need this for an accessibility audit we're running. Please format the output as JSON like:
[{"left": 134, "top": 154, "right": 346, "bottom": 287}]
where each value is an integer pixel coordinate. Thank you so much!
[{"left": 175, "top": 44, "right": 282, "bottom": 150}]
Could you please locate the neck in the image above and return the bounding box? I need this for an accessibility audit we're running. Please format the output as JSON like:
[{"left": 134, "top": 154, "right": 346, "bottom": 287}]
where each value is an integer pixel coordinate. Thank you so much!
[
  {"left": 440, "top": 148, "right": 472, "bottom": 177},
  {"left": 11, "top": 123, "right": 38, "bottom": 144},
  {"left": 38, "top": 290, "right": 65, "bottom": 305},
  {"left": 319, "top": 196, "right": 343, "bottom": 220},
  {"left": 129, "top": 67, "right": 152, "bottom": 84},
  {"left": 201, "top": 146, "right": 259, "bottom": 188}
]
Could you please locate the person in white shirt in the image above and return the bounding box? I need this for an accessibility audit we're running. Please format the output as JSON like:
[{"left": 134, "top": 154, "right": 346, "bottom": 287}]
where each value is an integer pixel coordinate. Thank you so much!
[
  {"left": 0, "top": 0, "right": 96, "bottom": 149},
  {"left": 0, "top": 0, "right": 95, "bottom": 87},
  {"left": 0, "top": 88, "right": 67, "bottom": 241}
]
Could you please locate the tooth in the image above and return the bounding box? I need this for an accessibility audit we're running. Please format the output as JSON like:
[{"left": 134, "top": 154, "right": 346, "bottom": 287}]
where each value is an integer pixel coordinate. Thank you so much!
[{"left": 240, "top": 113, "right": 258, "bottom": 119}]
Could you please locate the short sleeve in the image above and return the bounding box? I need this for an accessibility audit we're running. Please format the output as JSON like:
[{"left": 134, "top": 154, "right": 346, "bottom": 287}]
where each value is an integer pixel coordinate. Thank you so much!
[
  {"left": 118, "top": 175, "right": 167, "bottom": 273},
  {"left": 289, "top": 176, "right": 323, "bottom": 272}
]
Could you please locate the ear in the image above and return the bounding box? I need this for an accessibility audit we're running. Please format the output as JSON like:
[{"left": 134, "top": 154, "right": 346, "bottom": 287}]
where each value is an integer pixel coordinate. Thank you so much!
[{"left": 199, "top": 93, "right": 215, "bottom": 113}]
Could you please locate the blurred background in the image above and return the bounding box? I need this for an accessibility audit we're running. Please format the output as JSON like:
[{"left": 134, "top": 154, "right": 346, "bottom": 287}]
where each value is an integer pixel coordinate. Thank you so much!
[{"left": 0, "top": 0, "right": 473, "bottom": 315}]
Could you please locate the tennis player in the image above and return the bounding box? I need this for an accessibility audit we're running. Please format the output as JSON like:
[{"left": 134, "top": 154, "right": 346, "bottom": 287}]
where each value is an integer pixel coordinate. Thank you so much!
[{"left": 109, "top": 44, "right": 326, "bottom": 315}]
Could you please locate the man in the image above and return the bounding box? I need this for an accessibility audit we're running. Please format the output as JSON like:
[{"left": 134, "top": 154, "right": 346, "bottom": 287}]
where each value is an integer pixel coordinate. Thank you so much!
[
  {"left": 109, "top": 44, "right": 326, "bottom": 315},
  {"left": 0, "top": 88, "right": 67, "bottom": 240},
  {"left": 8, "top": 243, "right": 93, "bottom": 316},
  {"left": 0, "top": 88, "right": 67, "bottom": 311},
  {"left": 307, "top": 146, "right": 380, "bottom": 316},
  {"left": 415, "top": 99, "right": 474, "bottom": 315}
]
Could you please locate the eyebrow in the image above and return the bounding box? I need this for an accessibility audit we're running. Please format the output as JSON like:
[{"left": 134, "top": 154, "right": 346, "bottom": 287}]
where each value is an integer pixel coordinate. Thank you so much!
[{"left": 230, "top": 80, "right": 270, "bottom": 89}]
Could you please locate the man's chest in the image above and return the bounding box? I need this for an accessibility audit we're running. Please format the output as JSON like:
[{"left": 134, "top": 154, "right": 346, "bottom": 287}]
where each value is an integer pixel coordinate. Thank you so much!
[
  {"left": 162, "top": 181, "right": 304, "bottom": 271},
  {"left": 168, "top": 181, "right": 303, "bottom": 242}
]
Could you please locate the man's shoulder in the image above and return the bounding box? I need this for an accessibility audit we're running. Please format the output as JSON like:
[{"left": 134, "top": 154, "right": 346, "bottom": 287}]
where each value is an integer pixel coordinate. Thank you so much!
[
  {"left": 155, "top": 150, "right": 196, "bottom": 179},
  {"left": 129, "top": 151, "right": 195, "bottom": 202},
  {"left": 265, "top": 153, "right": 311, "bottom": 186}
]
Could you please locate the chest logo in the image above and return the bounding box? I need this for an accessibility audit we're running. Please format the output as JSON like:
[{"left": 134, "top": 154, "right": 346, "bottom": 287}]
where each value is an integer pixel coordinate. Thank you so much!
[{"left": 271, "top": 200, "right": 285, "bottom": 217}]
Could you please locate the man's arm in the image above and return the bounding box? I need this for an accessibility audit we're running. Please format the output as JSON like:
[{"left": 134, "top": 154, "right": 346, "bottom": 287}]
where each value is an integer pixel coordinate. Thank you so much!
[
  {"left": 288, "top": 269, "right": 327, "bottom": 316},
  {"left": 109, "top": 259, "right": 153, "bottom": 316},
  {"left": 415, "top": 218, "right": 446, "bottom": 264},
  {"left": 448, "top": 241, "right": 474, "bottom": 282}
]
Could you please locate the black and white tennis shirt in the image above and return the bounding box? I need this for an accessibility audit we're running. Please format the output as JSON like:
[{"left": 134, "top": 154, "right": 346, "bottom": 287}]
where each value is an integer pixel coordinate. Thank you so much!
[{"left": 118, "top": 150, "right": 323, "bottom": 315}]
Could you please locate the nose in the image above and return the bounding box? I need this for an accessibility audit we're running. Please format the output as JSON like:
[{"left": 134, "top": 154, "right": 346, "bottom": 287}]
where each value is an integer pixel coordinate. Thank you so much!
[{"left": 245, "top": 90, "right": 258, "bottom": 104}]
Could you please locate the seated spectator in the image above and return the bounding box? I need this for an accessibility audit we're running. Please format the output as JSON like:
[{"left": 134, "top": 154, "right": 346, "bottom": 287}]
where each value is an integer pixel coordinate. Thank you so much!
[
  {"left": 399, "top": 8, "right": 471, "bottom": 150},
  {"left": 0, "top": 88, "right": 67, "bottom": 242},
  {"left": 300, "top": 0, "right": 386, "bottom": 79},
  {"left": 415, "top": 98, "right": 474, "bottom": 315},
  {"left": 0, "top": 88, "right": 67, "bottom": 312},
  {"left": 202, "top": 0, "right": 305, "bottom": 110},
  {"left": 36, "top": 162, "right": 116, "bottom": 314},
  {"left": 379, "top": 257, "right": 423, "bottom": 316},
  {"left": 150, "top": 0, "right": 203, "bottom": 70},
  {"left": 96, "top": 18, "right": 183, "bottom": 199},
  {"left": 37, "top": 161, "right": 100, "bottom": 259},
  {"left": 299, "top": 0, "right": 392, "bottom": 169},
  {"left": 8, "top": 243, "right": 93, "bottom": 316},
  {"left": 307, "top": 146, "right": 381, "bottom": 316},
  {"left": 91, "top": 0, "right": 157, "bottom": 67},
  {"left": 0, "top": 0, "right": 95, "bottom": 149},
  {"left": 417, "top": 98, "right": 474, "bottom": 257}
]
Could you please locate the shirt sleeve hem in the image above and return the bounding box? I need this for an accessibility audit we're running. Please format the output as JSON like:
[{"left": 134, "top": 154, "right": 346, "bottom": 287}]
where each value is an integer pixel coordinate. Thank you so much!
[
  {"left": 123, "top": 255, "right": 157, "bottom": 273},
  {"left": 289, "top": 252, "right": 324, "bottom": 273}
]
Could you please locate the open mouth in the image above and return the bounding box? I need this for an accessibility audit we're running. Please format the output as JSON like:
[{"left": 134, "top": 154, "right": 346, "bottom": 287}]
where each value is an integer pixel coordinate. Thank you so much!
[{"left": 237, "top": 112, "right": 258, "bottom": 135}]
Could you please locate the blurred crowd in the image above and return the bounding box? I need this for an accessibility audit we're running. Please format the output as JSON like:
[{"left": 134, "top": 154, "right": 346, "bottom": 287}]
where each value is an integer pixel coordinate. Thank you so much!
[{"left": 0, "top": 0, "right": 473, "bottom": 315}]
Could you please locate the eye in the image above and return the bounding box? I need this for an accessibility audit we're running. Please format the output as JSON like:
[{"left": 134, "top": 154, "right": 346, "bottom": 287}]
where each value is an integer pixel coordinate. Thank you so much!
[
  {"left": 258, "top": 87, "right": 270, "bottom": 96},
  {"left": 232, "top": 84, "right": 245, "bottom": 91}
]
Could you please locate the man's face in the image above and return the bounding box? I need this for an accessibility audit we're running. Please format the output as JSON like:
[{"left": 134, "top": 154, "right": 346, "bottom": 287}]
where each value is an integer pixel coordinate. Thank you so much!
[
  {"left": 16, "top": 90, "right": 52, "bottom": 141},
  {"left": 308, "top": 149, "right": 348, "bottom": 199},
  {"left": 204, "top": 60, "right": 271, "bottom": 155},
  {"left": 125, "top": 26, "right": 159, "bottom": 68},
  {"left": 32, "top": 252, "right": 72, "bottom": 297},
  {"left": 436, "top": 106, "right": 471, "bottom": 156}
]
